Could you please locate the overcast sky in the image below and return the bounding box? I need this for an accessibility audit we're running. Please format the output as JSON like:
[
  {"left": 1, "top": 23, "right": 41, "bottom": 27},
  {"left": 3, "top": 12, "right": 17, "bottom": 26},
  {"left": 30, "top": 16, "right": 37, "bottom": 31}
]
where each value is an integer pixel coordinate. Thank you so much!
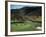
[
  {"left": 10, "top": 5, "right": 34, "bottom": 9},
  {"left": 11, "top": 5, "right": 26, "bottom": 9}
]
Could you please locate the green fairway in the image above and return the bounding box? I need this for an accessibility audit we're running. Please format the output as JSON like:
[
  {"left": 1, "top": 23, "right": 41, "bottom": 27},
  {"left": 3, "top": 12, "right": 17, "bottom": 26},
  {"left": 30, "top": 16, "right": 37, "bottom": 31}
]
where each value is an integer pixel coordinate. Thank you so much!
[{"left": 11, "top": 21, "right": 41, "bottom": 32}]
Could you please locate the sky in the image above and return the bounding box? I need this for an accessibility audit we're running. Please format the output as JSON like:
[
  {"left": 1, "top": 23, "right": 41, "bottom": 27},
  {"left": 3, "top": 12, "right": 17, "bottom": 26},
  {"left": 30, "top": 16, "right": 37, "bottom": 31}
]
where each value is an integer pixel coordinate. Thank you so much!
[
  {"left": 10, "top": 5, "right": 40, "bottom": 9},
  {"left": 10, "top": 5, "right": 34, "bottom": 9},
  {"left": 11, "top": 5, "right": 25, "bottom": 9}
]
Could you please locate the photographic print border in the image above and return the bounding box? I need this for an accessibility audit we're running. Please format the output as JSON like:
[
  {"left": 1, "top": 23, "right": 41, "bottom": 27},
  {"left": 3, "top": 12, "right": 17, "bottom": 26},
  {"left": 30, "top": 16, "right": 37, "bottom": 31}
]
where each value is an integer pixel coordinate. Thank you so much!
[{"left": 5, "top": 1, "right": 45, "bottom": 36}]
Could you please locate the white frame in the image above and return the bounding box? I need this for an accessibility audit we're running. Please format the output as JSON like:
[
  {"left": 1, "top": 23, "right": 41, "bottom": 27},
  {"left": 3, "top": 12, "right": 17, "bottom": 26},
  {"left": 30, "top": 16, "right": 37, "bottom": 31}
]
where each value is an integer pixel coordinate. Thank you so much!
[{"left": 6, "top": 1, "right": 45, "bottom": 35}]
